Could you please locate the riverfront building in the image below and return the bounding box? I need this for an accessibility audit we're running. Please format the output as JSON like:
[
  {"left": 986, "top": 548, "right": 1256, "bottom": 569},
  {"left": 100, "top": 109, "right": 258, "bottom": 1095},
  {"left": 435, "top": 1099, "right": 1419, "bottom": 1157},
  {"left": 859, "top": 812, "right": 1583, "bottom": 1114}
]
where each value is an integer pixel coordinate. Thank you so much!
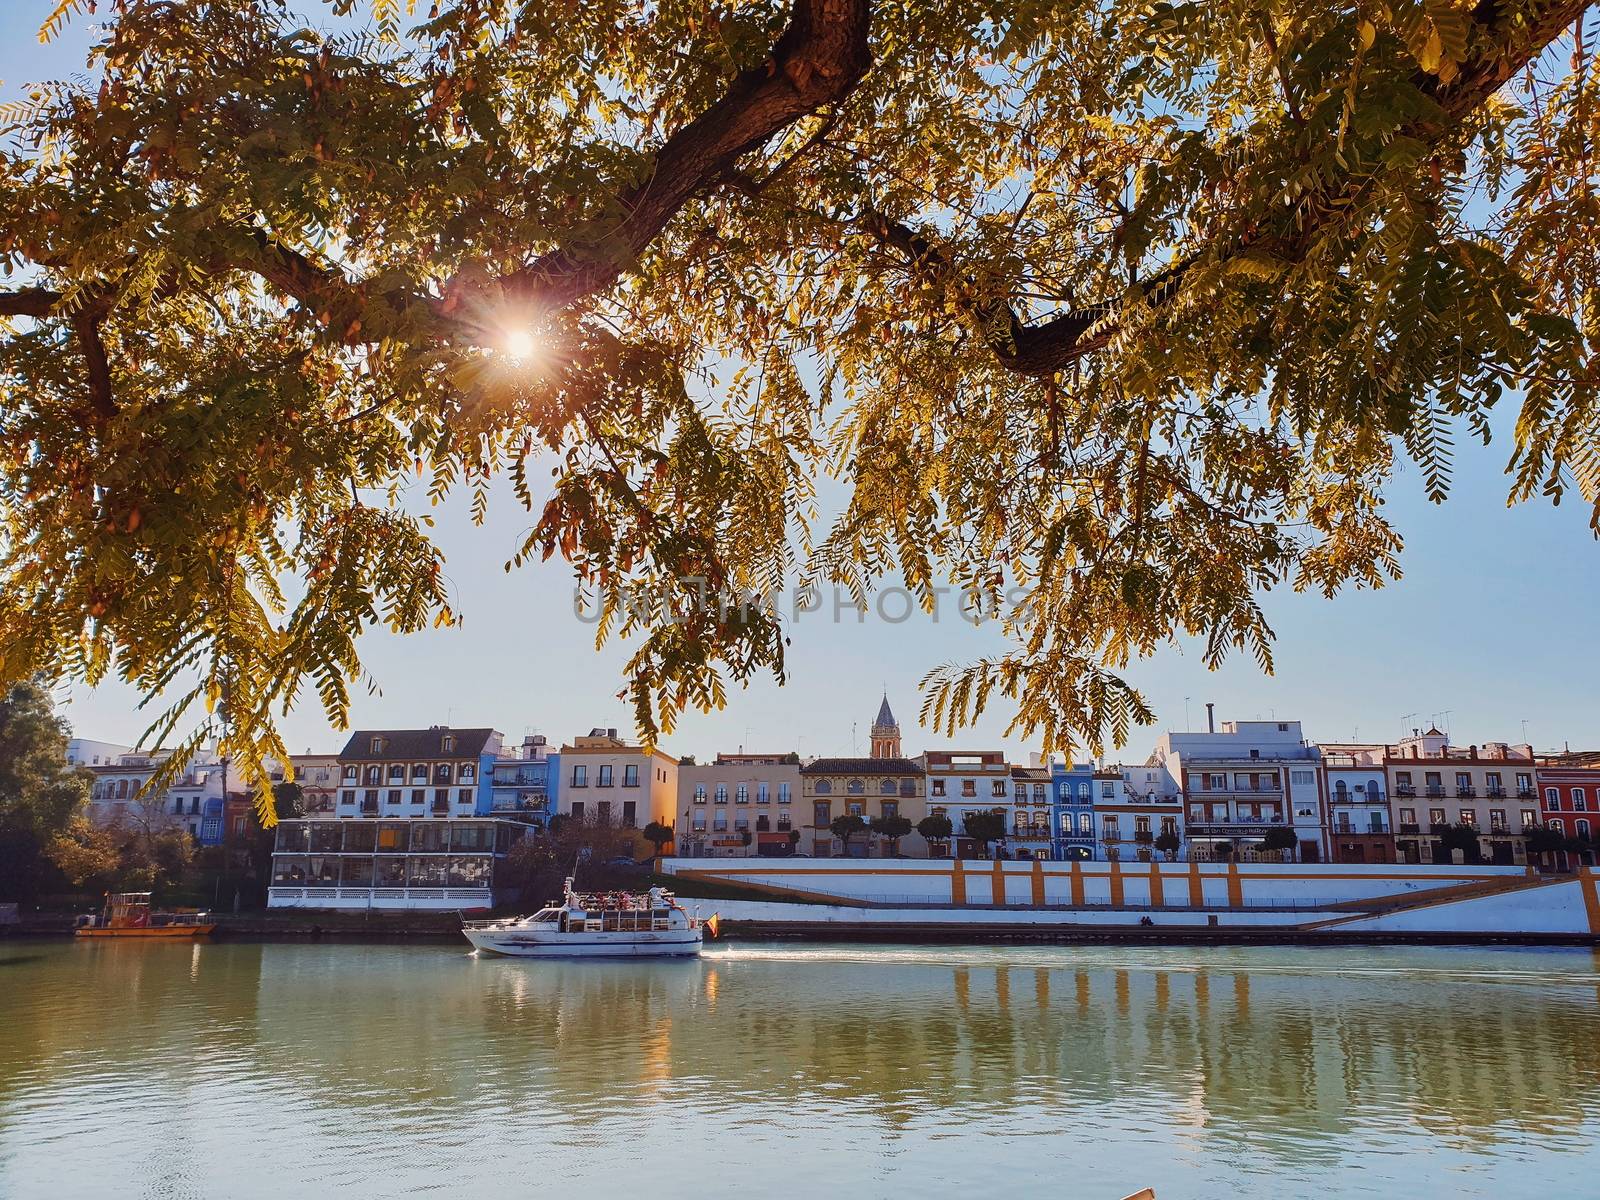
[
  {"left": 1535, "top": 754, "right": 1600, "bottom": 867},
  {"left": 489, "top": 734, "right": 553, "bottom": 826},
  {"left": 1093, "top": 764, "right": 1184, "bottom": 861},
  {"left": 1050, "top": 760, "right": 1098, "bottom": 860},
  {"left": 678, "top": 752, "right": 802, "bottom": 858},
  {"left": 551, "top": 727, "right": 677, "bottom": 832},
  {"left": 86, "top": 746, "right": 228, "bottom": 843},
  {"left": 1380, "top": 730, "right": 1537, "bottom": 865},
  {"left": 1006, "top": 761, "right": 1055, "bottom": 859},
  {"left": 291, "top": 753, "right": 342, "bottom": 815},
  {"left": 335, "top": 726, "right": 500, "bottom": 819},
  {"left": 267, "top": 816, "right": 530, "bottom": 909},
  {"left": 921, "top": 749, "right": 1013, "bottom": 858},
  {"left": 1152, "top": 717, "right": 1325, "bottom": 861},
  {"left": 1317, "top": 745, "right": 1395, "bottom": 863},
  {"left": 801, "top": 696, "right": 924, "bottom": 857}
]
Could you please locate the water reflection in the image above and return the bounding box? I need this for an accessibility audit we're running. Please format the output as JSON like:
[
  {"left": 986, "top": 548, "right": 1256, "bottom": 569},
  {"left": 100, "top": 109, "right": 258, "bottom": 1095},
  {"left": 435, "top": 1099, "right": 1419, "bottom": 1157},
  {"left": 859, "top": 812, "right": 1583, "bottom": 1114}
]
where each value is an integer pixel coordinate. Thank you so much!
[{"left": 1, "top": 941, "right": 1597, "bottom": 1198}]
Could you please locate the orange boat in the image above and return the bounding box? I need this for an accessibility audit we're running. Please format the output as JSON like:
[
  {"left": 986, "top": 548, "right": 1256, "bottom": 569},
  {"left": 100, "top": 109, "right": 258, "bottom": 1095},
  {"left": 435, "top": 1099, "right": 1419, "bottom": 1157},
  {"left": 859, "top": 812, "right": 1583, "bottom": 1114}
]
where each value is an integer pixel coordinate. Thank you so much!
[{"left": 74, "top": 892, "right": 216, "bottom": 939}]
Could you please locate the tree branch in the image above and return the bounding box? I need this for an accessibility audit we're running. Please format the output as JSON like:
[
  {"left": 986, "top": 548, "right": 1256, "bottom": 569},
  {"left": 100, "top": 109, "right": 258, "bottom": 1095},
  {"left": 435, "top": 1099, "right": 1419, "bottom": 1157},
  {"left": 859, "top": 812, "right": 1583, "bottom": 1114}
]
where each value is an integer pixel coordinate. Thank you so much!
[
  {"left": 497, "top": 0, "right": 871, "bottom": 313},
  {"left": 865, "top": 0, "right": 1587, "bottom": 378}
]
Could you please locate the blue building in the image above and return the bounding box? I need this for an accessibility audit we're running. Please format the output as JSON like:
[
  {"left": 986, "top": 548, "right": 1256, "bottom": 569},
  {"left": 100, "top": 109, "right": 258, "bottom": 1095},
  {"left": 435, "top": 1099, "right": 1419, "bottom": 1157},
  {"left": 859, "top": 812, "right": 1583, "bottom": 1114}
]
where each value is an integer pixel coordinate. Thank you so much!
[
  {"left": 490, "top": 734, "right": 554, "bottom": 827},
  {"left": 1051, "top": 760, "right": 1098, "bottom": 860}
]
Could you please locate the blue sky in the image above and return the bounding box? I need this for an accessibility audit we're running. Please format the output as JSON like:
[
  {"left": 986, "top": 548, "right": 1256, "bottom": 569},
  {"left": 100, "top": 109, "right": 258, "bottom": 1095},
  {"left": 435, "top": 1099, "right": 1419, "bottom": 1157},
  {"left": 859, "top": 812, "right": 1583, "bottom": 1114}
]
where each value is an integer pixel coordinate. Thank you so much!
[{"left": 5, "top": 6, "right": 1598, "bottom": 764}]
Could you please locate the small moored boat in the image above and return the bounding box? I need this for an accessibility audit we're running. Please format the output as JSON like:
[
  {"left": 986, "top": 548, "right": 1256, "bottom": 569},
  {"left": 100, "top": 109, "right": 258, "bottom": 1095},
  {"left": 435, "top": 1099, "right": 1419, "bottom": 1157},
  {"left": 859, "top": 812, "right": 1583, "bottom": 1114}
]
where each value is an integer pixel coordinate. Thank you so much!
[
  {"left": 461, "top": 879, "right": 710, "bottom": 958},
  {"left": 74, "top": 892, "right": 216, "bottom": 939}
]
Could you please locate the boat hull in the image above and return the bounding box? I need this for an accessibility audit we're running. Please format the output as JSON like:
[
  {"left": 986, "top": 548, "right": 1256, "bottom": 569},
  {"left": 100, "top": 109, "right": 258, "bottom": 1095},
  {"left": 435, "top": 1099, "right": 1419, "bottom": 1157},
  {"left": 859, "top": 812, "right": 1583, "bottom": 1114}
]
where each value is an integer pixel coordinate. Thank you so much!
[
  {"left": 463, "top": 927, "right": 702, "bottom": 958},
  {"left": 75, "top": 925, "right": 216, "bottom": 939}
]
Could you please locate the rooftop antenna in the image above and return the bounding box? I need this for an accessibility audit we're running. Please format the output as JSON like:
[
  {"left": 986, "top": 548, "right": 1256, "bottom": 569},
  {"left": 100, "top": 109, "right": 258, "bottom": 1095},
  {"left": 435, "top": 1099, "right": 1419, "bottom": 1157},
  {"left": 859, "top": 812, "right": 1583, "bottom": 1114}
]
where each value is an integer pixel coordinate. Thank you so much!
[
  {"left": 1184, "top": 696, "right": 1192, "bottom": 731},
  {"left": 1439, "top": 710, "right": 1452, "bottom": 739},
  {"left": 1400, "top": 712, "right": 1417, "bottom": 739}
]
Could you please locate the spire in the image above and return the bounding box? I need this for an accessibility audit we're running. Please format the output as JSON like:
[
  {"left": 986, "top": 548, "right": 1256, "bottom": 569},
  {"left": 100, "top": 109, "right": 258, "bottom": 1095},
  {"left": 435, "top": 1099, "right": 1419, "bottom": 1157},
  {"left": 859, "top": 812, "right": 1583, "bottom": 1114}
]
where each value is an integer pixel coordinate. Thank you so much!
[
  {"left": 875, "top": 693, "right": 896, "bottom": 730},
  {"left": 870, "top": 693, "right": 901, "bottom": 759}
]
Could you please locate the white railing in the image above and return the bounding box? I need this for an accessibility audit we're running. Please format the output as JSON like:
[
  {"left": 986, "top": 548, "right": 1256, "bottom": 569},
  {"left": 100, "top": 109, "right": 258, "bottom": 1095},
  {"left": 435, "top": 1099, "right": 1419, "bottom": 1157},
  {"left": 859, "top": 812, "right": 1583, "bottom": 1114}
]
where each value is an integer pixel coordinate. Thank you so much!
[{"left": 268, "top": 887, "right": 492, "bottom": 903}]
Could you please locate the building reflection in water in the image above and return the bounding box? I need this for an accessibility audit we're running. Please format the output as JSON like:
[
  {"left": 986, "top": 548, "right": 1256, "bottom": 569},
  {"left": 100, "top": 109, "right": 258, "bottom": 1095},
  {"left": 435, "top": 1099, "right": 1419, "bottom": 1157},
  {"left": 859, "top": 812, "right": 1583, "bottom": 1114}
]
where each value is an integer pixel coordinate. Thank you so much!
[{"left": 2, "top": 942, "right": 1599, "bottom": 1196}]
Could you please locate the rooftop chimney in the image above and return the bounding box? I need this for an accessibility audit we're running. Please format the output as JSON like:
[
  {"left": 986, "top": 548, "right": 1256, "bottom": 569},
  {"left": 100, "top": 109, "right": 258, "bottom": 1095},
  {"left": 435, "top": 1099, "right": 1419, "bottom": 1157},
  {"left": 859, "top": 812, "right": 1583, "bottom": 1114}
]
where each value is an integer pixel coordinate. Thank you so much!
[{"left": 1205, "top": 703, "right": 1215, "bottom": 734}]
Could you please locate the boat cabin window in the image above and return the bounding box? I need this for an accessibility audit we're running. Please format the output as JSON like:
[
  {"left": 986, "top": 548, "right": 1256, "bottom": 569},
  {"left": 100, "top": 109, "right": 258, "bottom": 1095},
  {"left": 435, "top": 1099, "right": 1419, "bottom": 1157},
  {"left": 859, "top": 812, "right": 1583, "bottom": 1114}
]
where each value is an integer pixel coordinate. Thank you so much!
[{"left": 533, "top": 909, "right": 560, "bottom": 922}]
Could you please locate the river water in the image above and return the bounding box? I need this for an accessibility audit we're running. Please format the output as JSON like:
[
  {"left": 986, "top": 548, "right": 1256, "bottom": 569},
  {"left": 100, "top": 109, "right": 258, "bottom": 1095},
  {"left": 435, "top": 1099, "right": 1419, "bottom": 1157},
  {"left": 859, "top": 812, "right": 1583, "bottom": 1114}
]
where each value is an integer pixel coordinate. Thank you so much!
[{"left": 2, "top": 940, "right": 1598, "bottom": 1199}]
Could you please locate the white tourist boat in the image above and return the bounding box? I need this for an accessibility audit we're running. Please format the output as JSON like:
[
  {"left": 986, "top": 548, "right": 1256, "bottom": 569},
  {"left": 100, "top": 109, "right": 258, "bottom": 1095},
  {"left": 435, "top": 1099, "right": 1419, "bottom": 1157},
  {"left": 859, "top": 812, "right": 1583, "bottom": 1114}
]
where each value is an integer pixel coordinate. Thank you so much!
[{"left": 461, "top": 879, "right": 712, "bottom": 957}]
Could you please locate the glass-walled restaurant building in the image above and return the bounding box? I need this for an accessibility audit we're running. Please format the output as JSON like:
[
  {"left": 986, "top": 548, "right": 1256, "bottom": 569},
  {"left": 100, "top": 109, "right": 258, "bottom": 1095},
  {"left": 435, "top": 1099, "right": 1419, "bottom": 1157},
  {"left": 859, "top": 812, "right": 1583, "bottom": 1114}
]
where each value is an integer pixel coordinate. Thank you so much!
[{"left": 267, "top": 818, "right": 529, "bottom": 910}]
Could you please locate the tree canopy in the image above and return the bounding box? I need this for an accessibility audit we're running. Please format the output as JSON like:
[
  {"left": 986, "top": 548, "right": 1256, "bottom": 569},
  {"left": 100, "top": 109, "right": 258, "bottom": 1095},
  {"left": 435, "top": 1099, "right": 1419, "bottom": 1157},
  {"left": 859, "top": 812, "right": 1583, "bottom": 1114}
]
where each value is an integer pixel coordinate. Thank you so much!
[{"left": 2, "top": 1, "right": 1597, "bottom": 815}]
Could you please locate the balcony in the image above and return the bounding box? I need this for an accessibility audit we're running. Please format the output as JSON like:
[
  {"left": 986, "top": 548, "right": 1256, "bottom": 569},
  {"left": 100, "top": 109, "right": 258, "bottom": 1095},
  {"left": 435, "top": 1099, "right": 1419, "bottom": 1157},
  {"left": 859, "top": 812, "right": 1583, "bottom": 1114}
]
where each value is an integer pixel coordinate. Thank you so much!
[
  {"left": 1395, "top": 786, "right": 1416, "bottom": 798},
  {"left": 1485, "top": 788, "right": 1508, "bottom": 799},
  {"left": 1517, "top": 788, "right": 1537, "bottom": 800},
  {"left": 360, "top": 800, "right": 378, "bottom": 815},
  {"left": 1424, "top": 787, "right": 1446, "bottom": 799},
  {"left": 431, "top": 800, "right": 450, "bottom": 815},
  {"left": 1398, "top": 823, "right": 1420, "bottom": 834},
  {"left": 1456, "top": 786, "right": 1477, "bottom": 798}
]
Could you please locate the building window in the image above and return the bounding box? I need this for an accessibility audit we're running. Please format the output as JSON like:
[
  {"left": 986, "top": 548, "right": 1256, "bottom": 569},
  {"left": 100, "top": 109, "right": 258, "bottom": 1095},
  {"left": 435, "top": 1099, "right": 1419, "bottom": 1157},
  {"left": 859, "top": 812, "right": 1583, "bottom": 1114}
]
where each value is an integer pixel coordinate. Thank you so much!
[
  {"left": 1101, "top": 782, "right": 1116, "bottom": 798},
  {"left": 736, "top": 784, "right": 749, "bottom": 804},
  {"left": 411, "top": 763, "right": 428, "bottom": 782},
  {"left": 387, "top": 763, "right": 405, "bottom": 783},
  {"left": 1517, "top": 774, "right": 1533, "bottom": 795},
  {"left": 1546, "top": 787, "right": 1560, "bottom": 807},
  {"left": 1459, "top": 810, "right": 1475, "bottom": 827},
  {"left": 693, "top": 785, "right": 707, "bottom": 804},
  {"left": 435, "top": 763, "right": 453, "bottom": 784},
  {"left": 778, "top": 783, "right": 790, "bottom": 803},
  {"left": 370, "top": 736, "right": 386, "bottom": 754},
  {"left": 814, "top": 780, "right": 832, "bottom": 795},
  {"left": 458, "top": 788, "right": 472, "bottom": 805},
  {"left": 1429, "top": 808, "right": 1446, "bottom": 826},
  {"left": 847, "top": 802, "right": 864, "bottom": 817},
  {"left": 992, "top": 781, "right": 1007, "bottom": 798},
  {"left": 598, "top": 765, "right": 614, "bottom": 787},
  {"left": 623, "top": 764, "right": 639, "bottom": 787},
  {"left": 387, "top": 789, "right": 401, "bottom": 804},
  {"left": 1551, "top": 818, "right": 1565, "bottom": 834},
  {"left": 777, "top": 812, "right": 791, "bottom": 831},
  {"left": 571, "top": 765, "right": 587, "bottom": 786},
  {"left": 342, "top": 765, "right": 358, "bottom": 782},
  {"left": 622, "top": 800, "right": 636, "bottom": 827},
  {"left": 847, "top": 779, "right": 865, "bottom": 795},
  {"left": 1490, "top": 809, "right": 1507, "bottom": 830},
  {"left": 1102, "top": 818, "right": 1120, "bottom": 840},
  {"left": 460, "top": 764, "right": 475, "bottom": 782},
  {"left": 364, "top": 766, "right": 381, "bottom": 785},
  {"left": 411, "top": 789, "right": 425, "bottom": 805},
  {"left": 1291, "top": 770, "right": 1314, "bottom": 786},
  {"left": 757, "top": 783, "right": 770, "bottom": 804},
  {"left": 1522, "top": 809, "right": 1536, "bottom": 829},
  {"left": 1400, "top": 808, "right": 1416, "bottom": 825},
  {"left": 341, "top": 789, "right": 355, "bottom": 804},
  {"left": 1579, "top": 819, "right": 1592, "bottom": 839},
  {"left": 1574, "top": 788, "right": 1588, "bottom": 811},
  {"left": 813, "top": 801, "right": 830, "bottom": 826},
  {"left": 441, "top": 735, "right": 454, "bottom": 753},
  {"left": 692, "top": 812, "right": 707, "bottom": 831},
  {"left": 931, "top": 779, "right": 946, "bottom": 796},
  {"left": 570, "top": 801, "right": 585, "bottom": 820},
  {"left": 1033, "top": 783, "right": 1046, "bottom": 801},
  {"left": 881, "top": 801, "right": 898, "bottom": 821},
  {"left": 882, "top": 779, "right": 898, "bottom": 795},
  {"left": 715, "top": 785, "right": 728, "bottom": 804},
  {"left": 1078, "top": 813, "right": 1092, "bottom": 834}
]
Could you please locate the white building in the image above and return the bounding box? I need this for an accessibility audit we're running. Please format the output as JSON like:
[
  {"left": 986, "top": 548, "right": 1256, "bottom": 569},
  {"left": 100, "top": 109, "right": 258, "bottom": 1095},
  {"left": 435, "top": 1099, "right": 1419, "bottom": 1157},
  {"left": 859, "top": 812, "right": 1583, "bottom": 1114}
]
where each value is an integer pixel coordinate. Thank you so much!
[
  {"left": 86, "top": 746, "right": 227, "bottom": 841},
  {"left": 1148, "top": 715, "right": 1326, "bottom": 862},
  {"left": 65, "top": 737, "right": 132, "bottom": 769}
]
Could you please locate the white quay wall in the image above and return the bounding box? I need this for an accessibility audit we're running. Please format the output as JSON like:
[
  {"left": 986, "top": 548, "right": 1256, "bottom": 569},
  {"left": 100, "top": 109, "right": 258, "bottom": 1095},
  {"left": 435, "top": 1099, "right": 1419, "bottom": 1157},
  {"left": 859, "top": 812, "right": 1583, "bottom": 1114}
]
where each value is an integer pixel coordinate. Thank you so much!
[{"left": 663, "top": 858, "right": 1527, "bottom": 910}]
